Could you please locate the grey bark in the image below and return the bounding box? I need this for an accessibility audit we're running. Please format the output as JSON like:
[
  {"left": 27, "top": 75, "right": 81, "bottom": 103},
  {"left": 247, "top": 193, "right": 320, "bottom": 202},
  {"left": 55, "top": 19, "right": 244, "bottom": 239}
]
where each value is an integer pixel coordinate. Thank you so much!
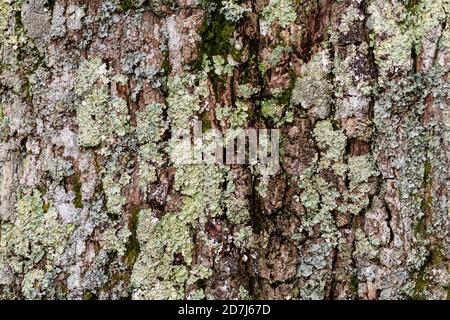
[{"left": 0, "top": 0, "right": 448, "bottom": 300}]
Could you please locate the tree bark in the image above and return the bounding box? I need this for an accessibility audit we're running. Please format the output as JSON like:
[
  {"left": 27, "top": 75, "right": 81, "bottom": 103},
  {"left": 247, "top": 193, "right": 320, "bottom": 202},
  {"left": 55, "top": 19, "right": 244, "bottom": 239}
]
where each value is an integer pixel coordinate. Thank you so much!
[{"left": 0, "top": 0, "right": 448, "bottom": 299}]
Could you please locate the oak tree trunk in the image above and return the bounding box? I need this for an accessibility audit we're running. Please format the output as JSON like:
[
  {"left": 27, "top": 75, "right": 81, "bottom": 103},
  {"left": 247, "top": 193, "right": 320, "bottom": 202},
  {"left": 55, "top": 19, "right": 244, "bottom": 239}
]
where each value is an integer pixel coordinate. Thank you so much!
[{"left": 0, "top": 0, "right": 448, "bottom": 299}]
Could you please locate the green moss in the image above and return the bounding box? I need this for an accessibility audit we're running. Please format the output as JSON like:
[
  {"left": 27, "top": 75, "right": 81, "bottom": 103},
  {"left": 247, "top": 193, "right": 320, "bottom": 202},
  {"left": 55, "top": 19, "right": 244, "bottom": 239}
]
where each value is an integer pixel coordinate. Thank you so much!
[
  {"left": 350, "top": 274, "right": 359, "bottom": 296},
  {"left": 424, "top": 161, "right": 432, "bottom": 178},
  {"left": 82, "top": 290, "right": 97, "bottom": 300},
  {"left": 0, "top": 105, "right": 4, "bottom": 124},
  {"left": 42, "top": 201, "right": 50, "bottom": 213},
  {"left": 125, "top": 206, "right": 141, "bottom": 268},
  {"left": 412, "top": 246, "right": 446, "bottom": 299},
  {"left": 118, "top": 0, "right": 135, "bottom": 11},
  {"left": 405, "top": 0, "right": 420, "bottom": 12},
  {"left": 413, "top": 266, "right": 428, "bottom": 299},
  {"left": 201, "top": 112, "right": 212, "bottom": 132},
  {"left": 73, "top": 173, "right": 83, "bottom": 209},
  {"left": 291, "top": 287, "right": 300, "bottom": 299},
  {"left": 414, "top": 218, "right": 427, "bottom": 236},
  {"left": 275, "top": 79, "right": 295, "bottom": 106},
  {"left": 14, "top": 9, "right": 23, "bottom": 34},
  {"left": 194, "top": 0, "right": 238, "bottom": 68}
]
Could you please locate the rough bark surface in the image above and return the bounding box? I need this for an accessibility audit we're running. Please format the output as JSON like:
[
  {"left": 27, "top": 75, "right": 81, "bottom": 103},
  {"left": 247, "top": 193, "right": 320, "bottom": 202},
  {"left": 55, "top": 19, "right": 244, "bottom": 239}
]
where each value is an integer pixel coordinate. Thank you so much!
[{"left": 0, "top": 0, "right": 449, "bottom": 300}]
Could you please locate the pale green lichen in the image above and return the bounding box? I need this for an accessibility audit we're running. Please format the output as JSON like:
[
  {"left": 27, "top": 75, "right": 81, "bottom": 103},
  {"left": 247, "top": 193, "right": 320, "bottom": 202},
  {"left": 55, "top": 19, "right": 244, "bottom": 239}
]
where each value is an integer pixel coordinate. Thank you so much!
[
  {"left": 297, "top": 241, "right": 334, "bottom": 278},
  {"left": 187, "top": 265, "right": 213, "bottom": 285},
  {"left": 102, "top": 168, "right": 131, "bottom": 216},
  {"left": 238, "top": 285, "right": 251, "bottom": 299},
  {"left": 166, "top": 68, "right": 209, "bottom": 131},
  {"left": 313, "top": 120, "right": 347, "bottom": 163},
  {"left": 132, "top": 65, "right": 237, "bottom": 298},
  {"left": 75, "top": 57, "right": 109, "bottom": 97},
  {"left": 0, "top": 1, "right": 27, "bottom": 50},
  {"left": 0, "top": 189, "right": 72, "bottom": 294},
  {"left": 138, "top": 143, "right": 163, "bottom": 188},
  {"left": 76, "top": 82, "right": 110, "bottom": 147},
  {"left": 136, "top": 103, "right": 165, "bottom": 144},
  {"left": 237, "top": 83, "right": 259, "bottom": 99},
  {"left": 75, "top": 57, "right": 130, "bottom": 147},
  {"left": 261, "top": 98, "right": 286, "bottom": 125},
  {"left": 225, "top": 196, "right": 250, "bottom": 225},
  {"left": 0, "top": 2, "right": 8, "bottom": 40},
  {"left": 136, "top": 103, "right": 165, "bottom": 189},
  {"left": 21, "top": 269, "right": 50, "bottom": 299},
  {"left": 216, "top": 100, "right": 249, "bottom": 128},
  {"left": 312, "top": 121, "right": 379, "bottom": 216},
  {"left": 135, "top": 103, "right": 165, "bottom": 188},
  {"left": 353, "top": 228, "right": 379, "bottom": 261},
  {"left": 299, "top": 270, "right": 331, "bottom": 299},
  {"left": 110, "top": 97, "right": 130, "bottom": 137},
  {"left": 331, "top": 4, "right": 364, "bottom": 43},
  {"left": 299, "top": 168, "right": 340, "bottom": 237},
  {"left": 220, "top": 0, "right": 250, "bottom": 23},
  {"left": 347, "top": 155, "right": 379, "bottom": 189},
  {"left": 104, "top": 225, "right": 132, "bottom": 256},
  {"left": 188, "top": 288, "right": 206, "bottom": 300},
  {"left": 212, "top": 55, "right": 235, "bottom": 76},
  {"left": 174, "top": 164, "right": 228, "bottom": 223},
  {"left": 291, "top": 50, "right": 332, "bottom": 117},
  {"left": 261, "top": 0, "right": 297, "bottom": 28},
  {"left": 260, "top": 45, "right": 291, "bottom": 74},
  {"left": 111, "top": 73, "right": 128, "bottom": 85},
  {"left": 268, "top": 45, "right": 291, "bottom": 67},
  {"left": 131, "top": 209, "right": 191, "bottom": 299},
  {"left": 233, "top": 225, "right": 253, "bottom": 247},
  {"left": 368, "top": 0, "right": 448, "bottom": 83}
]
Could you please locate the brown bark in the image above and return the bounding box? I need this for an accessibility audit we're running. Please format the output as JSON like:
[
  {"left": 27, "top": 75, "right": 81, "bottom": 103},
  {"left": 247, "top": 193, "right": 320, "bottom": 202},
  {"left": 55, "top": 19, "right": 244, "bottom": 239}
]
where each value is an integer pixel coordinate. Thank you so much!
[{"left": 0, "top": 0, "right": 448, "bottom": 299}]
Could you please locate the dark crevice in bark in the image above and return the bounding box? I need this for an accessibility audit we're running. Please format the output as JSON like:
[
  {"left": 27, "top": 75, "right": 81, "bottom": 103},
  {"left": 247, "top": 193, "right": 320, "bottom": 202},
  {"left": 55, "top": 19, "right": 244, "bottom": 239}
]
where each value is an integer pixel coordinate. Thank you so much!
[{"left": 384, "top": 195, "right": 395, "bottom": 245}]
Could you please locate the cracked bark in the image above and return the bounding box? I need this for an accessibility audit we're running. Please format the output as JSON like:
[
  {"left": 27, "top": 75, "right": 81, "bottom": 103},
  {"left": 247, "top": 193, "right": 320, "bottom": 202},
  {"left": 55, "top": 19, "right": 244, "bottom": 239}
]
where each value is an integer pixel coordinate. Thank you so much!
[{"left": 0, "top": 0, "right": 448, "bottom": 300}]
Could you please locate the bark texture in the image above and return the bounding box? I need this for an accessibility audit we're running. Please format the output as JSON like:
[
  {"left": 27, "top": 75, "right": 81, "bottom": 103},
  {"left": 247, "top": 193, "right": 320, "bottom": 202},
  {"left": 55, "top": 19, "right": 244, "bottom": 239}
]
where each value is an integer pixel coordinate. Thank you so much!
[{"left": 0, "top": 0, "right": 449, "bottom": 300}]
